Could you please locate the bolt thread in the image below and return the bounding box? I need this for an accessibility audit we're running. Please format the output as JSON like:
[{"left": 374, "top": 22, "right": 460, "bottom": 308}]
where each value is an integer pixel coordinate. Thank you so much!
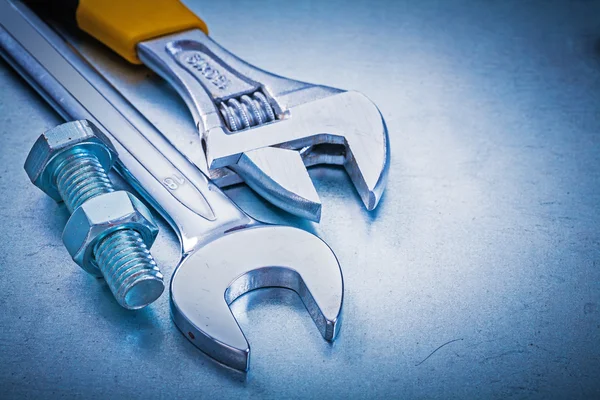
[
  {"left": 55, "top": 149, "right": 114, "bottom": 213},
  {"left": 94, "top": 229, "right": 164, "bottom": 310},
  {"left": 54, "top": 147, "right": 163, "bottom": 309}
]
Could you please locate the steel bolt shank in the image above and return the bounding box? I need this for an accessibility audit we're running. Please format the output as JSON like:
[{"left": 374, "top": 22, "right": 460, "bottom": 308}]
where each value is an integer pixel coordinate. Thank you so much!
[{"left": 94, "top": 229, "right": 161, "bottom": 309}]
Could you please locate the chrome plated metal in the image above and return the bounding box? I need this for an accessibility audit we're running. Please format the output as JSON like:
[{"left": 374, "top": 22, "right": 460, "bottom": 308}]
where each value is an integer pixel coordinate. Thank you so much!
[
  {"left": 171, "top": 225, "right": 342, "bottom": 370},
  {"left": 23, "top": 120, "right": 164, "bottom": 310},
  {"left": 0, "top": 0, "right": 343, "bottom": 371},
  {"left": 137, "top": 29, "right": 390, "bottom": 220},
  {"left": 219, "top": 91, "right": 276, "bottom": 131}
]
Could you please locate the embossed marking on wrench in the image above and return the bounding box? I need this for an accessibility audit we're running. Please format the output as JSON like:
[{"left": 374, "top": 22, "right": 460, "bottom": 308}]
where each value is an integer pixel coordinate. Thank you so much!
[{"left": 0, "top": 0, "right": 343, "bottom": 371}]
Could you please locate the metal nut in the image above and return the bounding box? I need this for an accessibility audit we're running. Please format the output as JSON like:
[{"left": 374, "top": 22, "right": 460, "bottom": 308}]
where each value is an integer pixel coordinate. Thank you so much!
[
  {"left": 24, "top": 120, "right": 118, "bottom": 201},
  {"left": 62, "top": 190, "right": 159, "bottom": 276}
]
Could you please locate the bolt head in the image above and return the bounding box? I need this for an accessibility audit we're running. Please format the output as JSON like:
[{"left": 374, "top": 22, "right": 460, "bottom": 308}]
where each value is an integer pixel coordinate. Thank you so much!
[
  {"left": 24, "top": 120, "right": 118, "bottom": 201},
  {"left": 62, "top": 191, "right": 159, "bottom": 276}
]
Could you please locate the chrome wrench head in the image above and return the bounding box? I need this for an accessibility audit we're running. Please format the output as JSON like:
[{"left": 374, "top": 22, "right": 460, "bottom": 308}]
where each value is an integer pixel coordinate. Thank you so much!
[
  {"left": 0, "top": 0, "right": 343, "bottom": 371},
  {"left": 171, "top": 225, "right": 343, "bottom": 371},
  {"left": 137, "top": 29, "right": 390, "bottom": 221}
]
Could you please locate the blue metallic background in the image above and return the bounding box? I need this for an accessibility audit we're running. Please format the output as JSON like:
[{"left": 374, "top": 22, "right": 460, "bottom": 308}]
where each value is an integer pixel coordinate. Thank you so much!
[{"left": 1, "top": 0, "right": 599, "bottom": 398}]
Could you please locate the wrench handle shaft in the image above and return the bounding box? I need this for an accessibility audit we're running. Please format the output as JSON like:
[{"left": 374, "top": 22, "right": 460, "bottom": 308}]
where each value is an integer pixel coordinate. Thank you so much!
[{"left": 0, "top": 0, "right": 253, "bottom": 253}]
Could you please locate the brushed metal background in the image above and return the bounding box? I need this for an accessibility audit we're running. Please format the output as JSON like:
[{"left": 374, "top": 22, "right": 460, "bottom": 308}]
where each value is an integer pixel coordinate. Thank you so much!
[{"left": 0, "top": 0, "right": 599, "bottom": 397}]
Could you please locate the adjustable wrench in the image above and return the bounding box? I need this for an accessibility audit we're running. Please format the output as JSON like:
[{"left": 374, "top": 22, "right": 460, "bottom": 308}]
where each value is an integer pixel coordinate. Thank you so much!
[
  {"left": 0, "top": 0, "right": 343, "bottom": 371},
  {"left": 28, "top": 0, "right": 390, "bottom": 221}
]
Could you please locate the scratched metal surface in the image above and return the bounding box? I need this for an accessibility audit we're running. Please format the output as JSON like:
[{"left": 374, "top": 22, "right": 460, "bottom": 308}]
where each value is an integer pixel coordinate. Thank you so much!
[{"left": 1, "top": 0, "right": 599, "bottom": 398}]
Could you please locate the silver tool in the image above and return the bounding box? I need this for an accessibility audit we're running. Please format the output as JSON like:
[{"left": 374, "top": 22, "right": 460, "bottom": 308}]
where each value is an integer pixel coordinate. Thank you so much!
[
  {"left": 33, "top": 0, "right": 390, "bottom": 221},
  {"left": 139, "top": 31, "right": 391, "bottom": 221},
  {"left": 24, "top": 120, "right": 164, "bottom": 310},
  {"left": 0, "top": 0, "right": 343, "bottom": 371}
]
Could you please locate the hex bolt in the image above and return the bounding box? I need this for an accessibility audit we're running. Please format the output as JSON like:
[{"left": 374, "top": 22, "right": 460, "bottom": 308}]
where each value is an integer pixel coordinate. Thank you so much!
[{"left": 24, "top": 120, "right": 164, "bottom": 310}]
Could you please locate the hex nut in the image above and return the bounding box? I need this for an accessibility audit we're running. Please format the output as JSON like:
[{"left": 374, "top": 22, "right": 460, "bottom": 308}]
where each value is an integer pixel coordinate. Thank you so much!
[
  {"left": 24, "top": 120, "right": 118, "bottom": 201},
  {"left": 62, "top": 191, "right": 159, "bottom": 276}
]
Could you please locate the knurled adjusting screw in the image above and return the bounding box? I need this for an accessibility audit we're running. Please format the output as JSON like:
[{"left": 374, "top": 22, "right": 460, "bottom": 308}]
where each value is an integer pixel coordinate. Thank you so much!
[{"left": 24, "top": 120, "right": 164, "bottom": 310}]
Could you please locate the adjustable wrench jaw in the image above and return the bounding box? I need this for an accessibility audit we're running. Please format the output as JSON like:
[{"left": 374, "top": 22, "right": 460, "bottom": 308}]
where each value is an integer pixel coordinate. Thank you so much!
[
  {"left": 138, "top": 29, "right": 389, "bottom": 219},
  {"left": 206, "top": 91, "right": 390, "bottom": 210}
]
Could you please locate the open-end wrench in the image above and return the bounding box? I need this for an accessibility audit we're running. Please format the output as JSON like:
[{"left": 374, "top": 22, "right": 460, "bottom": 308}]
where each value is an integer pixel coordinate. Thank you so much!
[
  {"left": 0, "top": 0, "right": 343, "bottom": 371},
  {"left": 28, "top": 0, "right": 390, "bottom": 221}
]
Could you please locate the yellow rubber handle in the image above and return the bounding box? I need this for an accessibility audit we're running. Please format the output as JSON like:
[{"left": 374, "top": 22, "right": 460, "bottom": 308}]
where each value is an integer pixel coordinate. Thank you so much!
[{"left": 76, "top": 0, "right": 208, "bottom": 64}]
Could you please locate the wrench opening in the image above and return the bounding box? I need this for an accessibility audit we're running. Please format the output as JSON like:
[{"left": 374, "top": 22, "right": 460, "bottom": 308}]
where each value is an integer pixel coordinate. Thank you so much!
[
  {"left": 170, "top": 225, "right": 343, "bottom": 371},
  {"left": 225, "top": 266, "right": 338, "bottom": 341}
]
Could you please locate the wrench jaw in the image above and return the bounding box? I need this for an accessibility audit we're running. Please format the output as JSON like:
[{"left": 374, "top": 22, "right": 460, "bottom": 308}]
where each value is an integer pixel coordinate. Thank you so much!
[
  {"left": 170, "top": 225, "right": 344, "bottom": 371},
  {"left": 344, "top": 109, "right": 391, "bottom": 210},
  {"left": 137, "top": 29, "right": 389, "bottom": 218},
  {"left": 207, "top": 91, "right": 391, "bottom": 211},
  {"left": 232, "top": 147, "right": 322, "bottom": 221}
]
